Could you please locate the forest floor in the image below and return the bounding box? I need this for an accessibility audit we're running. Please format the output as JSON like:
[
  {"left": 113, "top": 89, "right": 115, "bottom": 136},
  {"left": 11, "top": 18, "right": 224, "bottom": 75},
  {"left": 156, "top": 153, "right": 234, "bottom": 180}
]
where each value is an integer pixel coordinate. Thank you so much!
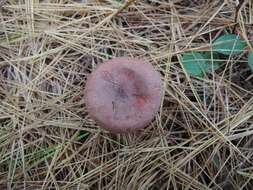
[{"left": 0, "top": 0, "right": 253, "bottom": 189}]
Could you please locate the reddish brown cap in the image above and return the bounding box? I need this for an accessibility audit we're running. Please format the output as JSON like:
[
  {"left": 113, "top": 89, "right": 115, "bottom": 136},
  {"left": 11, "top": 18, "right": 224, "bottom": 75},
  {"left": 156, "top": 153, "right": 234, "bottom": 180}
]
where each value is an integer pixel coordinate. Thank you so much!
[{"left": 84, "top": 57, "right": 163, "bottom": 133}]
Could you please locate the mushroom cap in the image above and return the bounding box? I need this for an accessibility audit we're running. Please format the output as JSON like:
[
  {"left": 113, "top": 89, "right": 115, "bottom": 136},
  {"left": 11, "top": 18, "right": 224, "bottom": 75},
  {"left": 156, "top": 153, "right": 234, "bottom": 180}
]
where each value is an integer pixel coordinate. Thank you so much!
[{"left": 84, "top": 57, "right": 163, "bottom": 133}]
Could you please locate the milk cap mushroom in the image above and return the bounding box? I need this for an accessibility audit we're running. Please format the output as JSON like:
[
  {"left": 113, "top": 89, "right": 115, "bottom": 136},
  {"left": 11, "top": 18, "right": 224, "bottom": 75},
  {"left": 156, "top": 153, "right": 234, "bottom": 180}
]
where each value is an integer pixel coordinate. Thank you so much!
[{"left": 84, "top": 57, "right": 163, "bottom": 133}]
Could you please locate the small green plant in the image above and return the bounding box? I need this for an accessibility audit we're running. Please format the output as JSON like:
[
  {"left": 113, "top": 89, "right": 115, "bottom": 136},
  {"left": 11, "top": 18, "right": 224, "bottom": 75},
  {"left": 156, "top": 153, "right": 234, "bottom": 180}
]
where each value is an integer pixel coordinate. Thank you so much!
[
  {"left": 212, "top": 34, "right": 246, "bottom": 55},
  {"left": 202, "top": 51, "right": 220, "bottom": 71},
  {"left": 0, "top": 32, "right": 23, "bottom": 44},
  {"left": 181, "top": 51, "right": 221, "bottom": 77},
  {"left": 181, "top": 52, "right": 207, "bottom": 77},
  {"left": 76, "top": 130, "right": 90, "bottom": 141},
  {"left": 181, "top": 33, "right": 252, "bottom": 77},
  {"left": 248, "top": 51, "right": 253, "bottom": 72}
]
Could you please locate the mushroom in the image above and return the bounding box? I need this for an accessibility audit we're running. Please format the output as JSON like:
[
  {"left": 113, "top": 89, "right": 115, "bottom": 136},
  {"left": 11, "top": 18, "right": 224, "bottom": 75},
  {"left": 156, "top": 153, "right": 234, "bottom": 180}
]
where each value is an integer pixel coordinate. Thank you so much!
[{"left": 84, "top": 57, "right": 163, "bottom": 133}]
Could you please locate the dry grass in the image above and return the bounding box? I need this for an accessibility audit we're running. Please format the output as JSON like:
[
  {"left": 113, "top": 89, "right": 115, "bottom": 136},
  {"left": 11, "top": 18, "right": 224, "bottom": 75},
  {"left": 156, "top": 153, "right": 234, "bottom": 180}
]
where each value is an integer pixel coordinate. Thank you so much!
[{"left": 0, "top": 0, "right": 253, "bottom": 189}]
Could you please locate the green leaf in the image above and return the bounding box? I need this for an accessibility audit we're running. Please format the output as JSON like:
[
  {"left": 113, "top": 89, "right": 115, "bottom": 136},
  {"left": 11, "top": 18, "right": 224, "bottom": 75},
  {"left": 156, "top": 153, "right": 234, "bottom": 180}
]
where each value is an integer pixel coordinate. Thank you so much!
[
  {"left": 212, "top": 34, "right": 246, "bottom": 55},
  {"left": 237, "top": 171, "right": 253, "bottom": 179},
  {"left": 181, "top": 52, "right": 207, "bottom": 77},
  {"left": 202, "top": 51, "right": 221, "bottom": 71},
  {"left": 0, "top": 32, "right": 24, "bottom": 44},
  {"left": 250, "top": 40, "right": 253, "bottom": 48},
  {"left": 212, "top": 153, "right": 221, "bottom": 169},
  {"left": 248, "top": 51, "right": 253, "bottom": 72},
  {"left": 76, "top": 130, "right": 90, "bottom": 142}
]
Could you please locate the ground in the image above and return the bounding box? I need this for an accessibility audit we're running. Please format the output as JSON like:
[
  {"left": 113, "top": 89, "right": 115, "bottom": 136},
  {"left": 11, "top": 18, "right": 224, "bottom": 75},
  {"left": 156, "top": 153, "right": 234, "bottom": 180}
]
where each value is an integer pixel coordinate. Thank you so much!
[{"left": 0, "top": 0, "right": 253, "bottom": 189}]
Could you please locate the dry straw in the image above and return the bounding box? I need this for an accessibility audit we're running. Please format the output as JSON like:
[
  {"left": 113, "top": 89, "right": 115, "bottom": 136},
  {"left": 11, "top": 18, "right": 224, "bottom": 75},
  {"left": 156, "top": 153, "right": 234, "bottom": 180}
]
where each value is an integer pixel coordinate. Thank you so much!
[{"left": 0, "top": 0, "right": 253, "bottom": 189}]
